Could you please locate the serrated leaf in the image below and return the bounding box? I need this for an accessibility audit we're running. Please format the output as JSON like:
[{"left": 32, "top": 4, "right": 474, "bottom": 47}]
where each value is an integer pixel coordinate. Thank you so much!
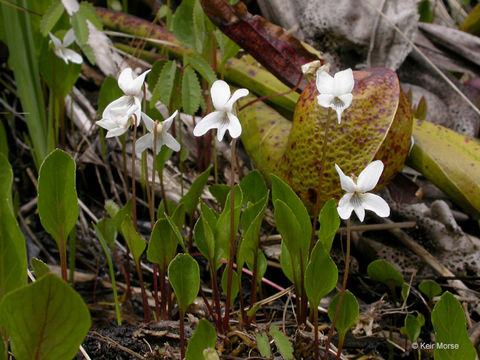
[
  {"left": 256, "top": 332, "right": 271, "bottom": 358},
  {"left": 318, "top": 199, "right": 340, "bottom": 253},
  {"left": 151, "top": 60, "right": 177, "bottom": 107},
  {"left": 192, "top": 0, "right": 205, "bottom": 54},
  {"left": 81, "top": 43, "right": 96, "bottom": 65},
  {"left": 367, "top": 259, "right": 404, "bottom": 289},
  {"left": 172, "top": 0, "right": 196, "bottom": 51},
  {"left": 39, "top": 1, "right": 64, "bottom": 37},
  {"left": 78, "top": 2, "right": 102, "bottom": 30},
  {"left": 269, "top": 326, "right": 293, "bottom": 360},
  {"left": 180, "top": 165, "right": 212, "bottom": 214},
  {"left": 0, "top": 273, "right": 91, "bottom": 360},
  {"left": 168, "top": 254, "right": 200, "bottom": 312},
  {"left": 185, "top": 318, "right": 217, "bottom": 360},
  {"left": 432, "top": 291, "right": 476, "bottom": 360},
  {"left": 182, "top": 66, "right": 202, "bottom": 115},
  {"left": 71, "top": 10, "right": 88, "bottom": 45},
  {"left": 120, "top": 216, "right": 146, "bottom": 265},
  {"left": 0, "top": 154, "right": 27, "bottom": 300},
  {"left": 37, "top": 149, "right": 79, "bottom": 248},
  {"left": 305, "top": 243, "right": 338, "bottom": 308},
  {"left": 328, "top": 290, "right": 359, "bottom": 340},
  {"left": 185, "top": 53, "right": 217, "bottom": 85},
  {"left": 30, "top": 258, "right": 50, "bottom": 279}
]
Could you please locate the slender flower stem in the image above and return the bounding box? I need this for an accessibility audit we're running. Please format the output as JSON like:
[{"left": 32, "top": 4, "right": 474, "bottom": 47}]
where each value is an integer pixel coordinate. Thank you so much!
[
  {"left": 179, "top": 308, "right": 186, "bottom": 359},
  {"left": 136, "top": 262, "right": 151, "bottom": 323},
  {"left": 131, "top": 114, "right": 138, "bottom": 230},
  {"left": 310, "top": 109, "right": 334, "bottom": 255},
  {"left": 151, "top": 124, "right": 160, "bottom": 321},
  {"left": 324, "top": 218, "right": 351, "bottom": 360},
  {"left": 314, "top": 305, "right": 319, "bottom": 360},
  {"left": 224, "top": 138, "right": 237, "bottom": 330}
]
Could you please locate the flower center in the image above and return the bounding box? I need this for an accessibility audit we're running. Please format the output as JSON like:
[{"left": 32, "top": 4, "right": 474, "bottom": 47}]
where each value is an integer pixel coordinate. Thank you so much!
[{"left": 331, "top": 96, "right": 345, "bottom": 111}]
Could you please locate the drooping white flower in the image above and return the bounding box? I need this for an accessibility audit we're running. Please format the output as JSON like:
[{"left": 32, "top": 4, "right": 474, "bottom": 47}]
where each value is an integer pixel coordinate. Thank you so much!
[
  {"left": 316, "top": 68, "right": 354, "bottom": 124},
  {"left": 49, "top": 29, "right": 83, "bottom": 65},
  {"left": 335, "top": 160, "right": 390, "bottom": 222},
  {"left": 193, "top": 80, "right": 249, "bottom": 141},
  {"left": 96, "top": 68, "right": 150, "bottom": 138},
  {"left": 136, "top": 111, "right": 180, "bottom": 154}
]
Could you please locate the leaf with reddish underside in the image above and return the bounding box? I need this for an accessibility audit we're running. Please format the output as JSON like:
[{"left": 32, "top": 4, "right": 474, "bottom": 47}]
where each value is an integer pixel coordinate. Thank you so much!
[{"left": 199, "top": 0, "right": 321, "bottom": 91}]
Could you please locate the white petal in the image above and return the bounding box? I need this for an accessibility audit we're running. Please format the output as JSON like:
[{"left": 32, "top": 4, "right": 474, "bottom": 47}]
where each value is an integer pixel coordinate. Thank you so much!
[
  {"left": 128, "top": 69, "right": 150, "bottom": 96},
  {"left": 162, "top": 110, "right": 178, "bottom": 131},
  {"left": 136, "top": 133, "right": 153, "bottom": 154},
  {"left": 338, "top": 93, "right": 353, "bottom": 109},
  {"left": 362, "top": 193, "right": 390, "bottom": 218},
  {"left": 117, "top": 68, "right": 134, "bottom": 94},
  {"left": 337, "top": 194, "right": 354, "bottom": 220},
  {"left": 216, "top": 123, "right": 228, "bottom": 142},
  {"left": 106, "top": 126, "right": 129, "bottom": 138},
  {"left": 226, "top": 112, "right": 242, "bottom": 139},
  {"left": 335, "top": 164, "right": 356, "bottom": 193},
  {"left": 62, "top": 48, "right": 83, "bottom": 64},
  {"left": 333, "top": 68, "right": 354, "bottom": 95},
  {"left": 96, "top": 119, "right": 116, "bottom": 130},
  {"left": 56, "top": 50, "right": 70, "bottom": 64},
  {"left": 225, "top": 88, "right": 249, "bottom": 111},
  {"left": 160, "top": 133, "right": 181, "bottom": 152},
  {"left": 353, "top": 204, "right": 366, "bottom": 222},
  {"left": 63, "top": 29, "right": 76, "bottom": 47},
  {"left": 141, "top": 112, "right": 155, "bottom": 132},
  {"left": 211, "top": 80, "right": 230, "bottom": 110},
  {"left": 316, "top": 71, "right": 335, "bottom": 94},
  {"left": 49, "top": 32, "right": 62, "bottom": 49},
  {"left": 193, "top": 111, "right": 224, "bottom": 137},
  {"left": 357, "top": 160, "right": 384, "bottom": 192},
  {"left": 317, "top": 94, "right": 335, "bottom": 109}
]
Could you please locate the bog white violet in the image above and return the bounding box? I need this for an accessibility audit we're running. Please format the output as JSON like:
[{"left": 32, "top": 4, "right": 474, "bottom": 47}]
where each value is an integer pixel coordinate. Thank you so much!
[
  {"left": 193, "top": 80, "right": 248, "bottom": 141},
  {"left": 335, "top": 160, "right": 390, "bottom": 222},
  {"left": 96, "top": 68, "right": 150, "bottom": 138},
  {"left": 49, "top": 29, "right": 83, "bottom": 65},
  {"left": 316, "top": 68, "right": 354, "bottom": 124},
  {"left": 136, "top": 111, "right": 180, "bottom": 154}
]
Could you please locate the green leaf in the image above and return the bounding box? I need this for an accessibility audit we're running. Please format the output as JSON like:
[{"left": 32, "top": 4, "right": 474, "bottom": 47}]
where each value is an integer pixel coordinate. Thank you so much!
[
  {"left": 80, "top": 43, "right": 96, "bottom": 65},
  {"left": 459, "top": 3, "right": 480, "bottom": 35},
  {"left": 71, "top": 10, "right": 88, "bottom": 45},
  {"left": 214, "top": 29, "right": 240, "bottom": 65},
  {"left": 95, "top": 218, "right": 117, "bottom": 248},
  {"left": 168, "top": 254, "right": 200, "bottom": 312},
  {"left": 271, "top": 174, "right": 312, "bottom": 243},
  {"left": 184, "top": 53, "right": 217, "bottom": 85},
  {"left": 367, "top": 259, "right": 404, "bottom": 289},
  {"left": 97, "top": 76, "right": 123, "bottom": 115},
  {"left": 240, "top": 170, "right": 267, "bottom": 205},
  {"left": 0, "top": 273, "right": 91, "bottom": 360},
  {"left": 0, "top": 154, "right": 27, "bottom": 300},
  {"left": 151, "top": 60, "right": 177, "bottom": 108},
  {"left": 305, "top": 243, "right": 338, "bottom": 308},
  {"left": 30, "top": 258, "right": 50, "bottom": 279},
  {"left": 209, "top": 184, "right": 230, "bottom": 208},
  {"left": 419, "top": 280, "right": 442, "bottom": 302},
  {"left": 401, "top": 314, "right": 422, "bottom": 343},
  {"left": 185, "top": 318, "right": 217, "bottom": 360},
  {"left": 181, "top": 165, "right": 212, "bottom": 214},
  {"left": 269, "top": 326, "right": 294, "bottom": 360},
  {"left": 172, "top": 0, "right": 196, "bottom": 51},
  {"left": 318, "top": 199, "right": 340, "bottom": 253},
  {"left": 194, "top": 215, "right": 216, "bottom": 262},
  {"left": 37, "top": 149, "right": 79, "bottom": 249},
  {"left": 215, "top": 185, "right": 243, "bottom": 260},
  {"left": 147, "top": 59, "right": 167, "bottom": 91},
  {"left": 418, "top": 0, "right": 433, "bottom": 23},
  {"left": 147, "top": 218, "right": 179, "bottom": 270},
  {"left": 39, "top": 1, "right": 64, "bottom": 37},
  {"left": 182, "top": 66, "right": 202, "bottom": 115},
  {"left": 256, "top": 332, "right": 271, "bottom": 358},
  {"left": 431, "top": 291, "right": 476, "bottom": 360},
  {"left": 221, "top": 266, "right": 238, "bottom": 306},
  {"left": 192, "top": 0, "right": 205, "bottom": 54},
  {"left": 328, "top": 290, "right": 359, "bottom": 340},
  {"left": 120, "top": 216, "right": 146, "bottom": 265},
  {"left": 78, "top": 2, "right": 103, "bottom": 30},
  {"left": 0, "top": 121, "right": 7, "bottom": 159}
]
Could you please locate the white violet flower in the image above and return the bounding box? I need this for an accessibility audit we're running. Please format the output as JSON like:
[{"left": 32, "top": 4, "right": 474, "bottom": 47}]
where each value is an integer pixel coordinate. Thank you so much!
[
  {"left": 193, "top": 80, "right": 249, "bottom": 141},
  {"left": 335, "top": 160, "right": 390, "bottom": 222},
  {"left": 96, "top": 68, "right": 150, "bottom": 138},
  {"left": 48, "top": 29, "right": 83, "bottom": 65},
  {"left": 136, "top": 111, "right": 180, "bottom": 154},
  {"left": 316, "top": 68, "right": 354, "bottom": 124}
]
